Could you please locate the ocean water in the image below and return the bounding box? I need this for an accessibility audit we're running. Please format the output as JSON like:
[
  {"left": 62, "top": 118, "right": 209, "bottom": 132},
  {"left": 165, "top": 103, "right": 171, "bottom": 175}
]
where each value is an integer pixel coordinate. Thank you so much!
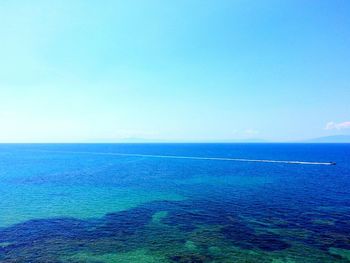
[{"left": 0, "top": 143, "right": 350, "bottom": 262}]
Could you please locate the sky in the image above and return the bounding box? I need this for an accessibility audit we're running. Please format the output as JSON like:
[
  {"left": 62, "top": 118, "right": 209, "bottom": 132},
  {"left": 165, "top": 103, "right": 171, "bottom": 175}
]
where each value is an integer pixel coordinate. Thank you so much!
[{"left": 0, "top": 0, "right": 349, "bottom": 142}]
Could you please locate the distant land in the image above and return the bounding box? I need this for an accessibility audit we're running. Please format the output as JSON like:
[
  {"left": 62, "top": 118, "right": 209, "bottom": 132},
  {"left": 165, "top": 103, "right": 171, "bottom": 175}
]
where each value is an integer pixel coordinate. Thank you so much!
[
  {"left": 112, "top": 136, "right": 350, "bottom": 143},
  {"left": 26, "top": 135, "right": 349, "bottom": 144},
  {"left": 303, "top": 135, "right": 350, "bottom": 143},
  {"left": 84, "top": 138, "right": 269, "bottom": 143}
]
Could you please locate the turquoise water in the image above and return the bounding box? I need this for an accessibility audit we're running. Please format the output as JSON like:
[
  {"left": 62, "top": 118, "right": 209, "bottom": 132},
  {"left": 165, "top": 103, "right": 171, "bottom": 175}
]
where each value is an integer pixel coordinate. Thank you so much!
[{"left": 0, "top": 143, "right": 350, "bottom": 262}]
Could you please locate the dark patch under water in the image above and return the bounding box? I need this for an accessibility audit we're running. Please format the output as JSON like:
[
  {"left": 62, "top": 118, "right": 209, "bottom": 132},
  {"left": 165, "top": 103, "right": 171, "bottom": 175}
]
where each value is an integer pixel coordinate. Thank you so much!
[{"left": 1, "top": 199, "right": 350, "bottom": 262}]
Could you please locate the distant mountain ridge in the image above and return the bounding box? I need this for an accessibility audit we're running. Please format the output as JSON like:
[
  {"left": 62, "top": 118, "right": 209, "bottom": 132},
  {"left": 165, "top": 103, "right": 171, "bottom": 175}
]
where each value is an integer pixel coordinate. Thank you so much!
[
  {"left": 68, "top": 135, "right": 350, "bottom": 144},
  {"left": 304, "top": 135, "right": 350, "bottom": 143}
]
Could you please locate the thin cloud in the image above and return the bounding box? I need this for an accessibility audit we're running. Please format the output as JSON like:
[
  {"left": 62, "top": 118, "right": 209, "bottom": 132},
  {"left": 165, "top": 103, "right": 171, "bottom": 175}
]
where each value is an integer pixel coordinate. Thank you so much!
[
  {"left": 325, "top": 121, "right": 350, "bottom": 130},
  {"left": 245, "top": 129, "right": 260, "bottom": 135}
]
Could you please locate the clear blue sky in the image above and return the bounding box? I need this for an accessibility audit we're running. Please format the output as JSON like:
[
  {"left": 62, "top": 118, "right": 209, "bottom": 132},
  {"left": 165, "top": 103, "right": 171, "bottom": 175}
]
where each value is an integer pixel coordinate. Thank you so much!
[{"left": 1, "top": 0, "right": 349, "bottom": 142}]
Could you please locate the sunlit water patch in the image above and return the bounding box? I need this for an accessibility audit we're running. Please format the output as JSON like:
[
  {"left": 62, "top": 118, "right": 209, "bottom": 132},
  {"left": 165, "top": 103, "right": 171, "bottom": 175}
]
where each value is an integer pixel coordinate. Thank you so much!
[{"left": 0, "top": 185, "right": 184, "bottom": 227}]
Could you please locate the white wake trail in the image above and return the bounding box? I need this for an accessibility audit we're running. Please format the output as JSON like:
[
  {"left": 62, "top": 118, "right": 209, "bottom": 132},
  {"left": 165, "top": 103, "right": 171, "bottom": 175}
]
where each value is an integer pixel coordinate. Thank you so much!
[{"left": 32, "top": 150, "right": 336, "bottom": 165}]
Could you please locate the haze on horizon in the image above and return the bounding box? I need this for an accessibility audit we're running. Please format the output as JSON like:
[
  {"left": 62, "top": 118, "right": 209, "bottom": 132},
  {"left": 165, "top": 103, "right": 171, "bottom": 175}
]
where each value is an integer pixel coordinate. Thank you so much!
[{"left": 1, "top": 0, "right": 349, "bottom": 143}]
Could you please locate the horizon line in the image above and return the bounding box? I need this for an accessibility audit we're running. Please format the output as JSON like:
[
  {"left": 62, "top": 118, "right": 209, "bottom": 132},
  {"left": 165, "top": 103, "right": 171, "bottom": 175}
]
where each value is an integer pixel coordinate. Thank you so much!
[{"left": 0, "top": 141, "right": 349, "bottom": 144}]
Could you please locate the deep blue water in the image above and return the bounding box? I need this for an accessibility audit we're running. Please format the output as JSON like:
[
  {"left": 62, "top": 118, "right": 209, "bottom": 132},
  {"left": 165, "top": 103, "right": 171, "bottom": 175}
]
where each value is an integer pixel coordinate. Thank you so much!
[{"left": 0, "top": 143, "right": 350, "bottom": 262}]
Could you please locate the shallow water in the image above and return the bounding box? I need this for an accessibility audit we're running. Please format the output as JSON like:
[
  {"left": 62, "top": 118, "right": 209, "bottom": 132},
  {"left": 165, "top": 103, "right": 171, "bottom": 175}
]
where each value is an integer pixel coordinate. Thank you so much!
[{"left": 0, "top": 143, "right": 350, "bottom": 262}]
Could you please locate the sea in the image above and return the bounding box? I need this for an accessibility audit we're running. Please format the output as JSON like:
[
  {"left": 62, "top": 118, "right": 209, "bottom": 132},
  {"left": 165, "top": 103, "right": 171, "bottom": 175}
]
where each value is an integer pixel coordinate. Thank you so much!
[{"left": 0, "top": 143, "right": 349, "bottom": 262}]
